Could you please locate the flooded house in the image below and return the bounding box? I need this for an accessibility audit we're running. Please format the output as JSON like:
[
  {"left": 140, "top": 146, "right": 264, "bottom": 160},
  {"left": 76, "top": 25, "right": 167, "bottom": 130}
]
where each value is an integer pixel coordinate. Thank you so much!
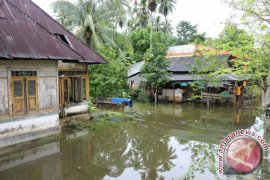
[
  {"left": 0, "top": 0, "right": 106, "bottom": 147},
  {"left": 128, "top": 45, "right": 244, "bottom": 103}
]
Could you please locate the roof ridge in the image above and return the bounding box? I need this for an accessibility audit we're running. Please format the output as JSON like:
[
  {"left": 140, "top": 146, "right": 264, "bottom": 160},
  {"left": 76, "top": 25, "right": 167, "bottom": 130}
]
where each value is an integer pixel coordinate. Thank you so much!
[
  {"left": 6, "top": 0, "right": 87, "bottom": 62},
  {"left": 29, "top": 0, "right": 106, "bottom": 63}
]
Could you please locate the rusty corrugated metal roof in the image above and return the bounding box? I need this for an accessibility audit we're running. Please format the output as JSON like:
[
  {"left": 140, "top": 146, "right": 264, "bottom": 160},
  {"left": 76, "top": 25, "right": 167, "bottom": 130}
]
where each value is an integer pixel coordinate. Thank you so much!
[{"left": 0, "top": 0, "right": 107, "bottom": 64}]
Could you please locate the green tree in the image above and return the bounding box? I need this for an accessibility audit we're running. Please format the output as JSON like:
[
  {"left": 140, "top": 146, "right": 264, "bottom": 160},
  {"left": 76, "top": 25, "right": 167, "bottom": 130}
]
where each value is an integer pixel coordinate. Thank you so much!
[
  {"left": 129, "top": 28, "right": 174, "bottom": 62},
  {"left": 189, "top": 50, "right": 227, "bottom": 109},
  {"left": 129, "top": 0, "right": 150, "bottom": 29},
  {"left": 141, "top": 42, "right": 170, "bottom": 105},
  {"left": 214, "top": 24, "right": 254, "bottom": 52},
  {"left": 89, "top": 45, "right": 128, "bottom": 97},
  {"left": 158, "top": 0, "right": 176, "bottom": 18},
  {"left": 153, "top": 16, "right": 163, "bottom": 32},
  {"left": 226, "top": 0, "right": 270, "bottom": 28},
  {"left": 158, "top": 0, "right": 176, "bottom": 34},
  {"left": 226, "top": 0, "right": 270, "bottom": 107},
  {"left": 51, "top": 0, "right": 132, "bottom": 53},
  {"left": 161, "top": 19, "right": 174, "bottom": 35},
  {"left": 176, "top": 21, "right": 206, "bottom": 45},
  {"left": 217, "top": 0, "right": 270, "bottom": 106}
]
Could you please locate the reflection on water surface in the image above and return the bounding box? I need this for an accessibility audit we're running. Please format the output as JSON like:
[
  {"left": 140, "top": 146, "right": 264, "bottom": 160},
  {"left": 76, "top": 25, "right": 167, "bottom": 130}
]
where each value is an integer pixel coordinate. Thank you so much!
[{"left": 0, "top": 103, "right": 269, "bottom": 179}]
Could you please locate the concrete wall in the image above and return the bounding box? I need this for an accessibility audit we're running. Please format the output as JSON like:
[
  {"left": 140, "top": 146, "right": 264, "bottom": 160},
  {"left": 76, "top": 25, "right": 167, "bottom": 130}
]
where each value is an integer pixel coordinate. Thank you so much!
[
  {"left": 38, "top": 77, "right": 58, "bottom": 110},
  {"left": 159, "top": 89, "right": 183, "bottom": 102},
  {"left": 0, "top": 113, "right": 60, "bottom": 147},
  {"left": 64, "top": 101, "right": 89, "bottom": 117},
  {"left": 0, "top": 79, "right": 8, "bottom": 116}
]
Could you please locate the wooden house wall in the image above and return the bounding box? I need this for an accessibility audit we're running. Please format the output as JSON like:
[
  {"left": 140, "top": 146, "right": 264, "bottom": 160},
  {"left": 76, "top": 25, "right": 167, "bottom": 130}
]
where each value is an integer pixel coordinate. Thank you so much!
[
  {"left": 58, "top": 61, "right": 87, "bottom": 71},
  {"left": 0, "top": 60, "right": 59, "bottom": 117}
]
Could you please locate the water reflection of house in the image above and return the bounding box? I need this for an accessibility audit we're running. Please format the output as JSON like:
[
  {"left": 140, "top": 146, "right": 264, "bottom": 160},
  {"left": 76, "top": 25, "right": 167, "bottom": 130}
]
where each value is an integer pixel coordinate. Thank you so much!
[
  {"left": 128, "top": 45, "right": 244, "bottom": 103},
  {"left": 62, "top": 131, "right": 109, "bottom": 180},
  {"left": 0, "top": 142, "right": 62, "bottom": 180},
  {"left": 0, "top": 0, "right": 106, "bottom": 147},
  {"left": 0, "top": 131, "right": 108, "bottom": 180}
]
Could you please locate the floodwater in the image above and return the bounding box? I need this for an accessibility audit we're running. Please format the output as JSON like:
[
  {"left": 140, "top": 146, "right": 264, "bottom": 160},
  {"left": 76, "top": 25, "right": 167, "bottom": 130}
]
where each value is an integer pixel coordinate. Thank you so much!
[{"left": 0, "top": 103, "right": 270, "bottom": 180}]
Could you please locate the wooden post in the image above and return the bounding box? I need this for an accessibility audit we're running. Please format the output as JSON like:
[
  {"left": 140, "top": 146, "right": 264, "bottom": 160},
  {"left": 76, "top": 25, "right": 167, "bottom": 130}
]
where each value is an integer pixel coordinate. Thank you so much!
[
  {"left": 233, "top": 83, "right": 236, "bottom": 107},
  {"left": 173, "top": 88, "right": 175, "bottom": 104}
]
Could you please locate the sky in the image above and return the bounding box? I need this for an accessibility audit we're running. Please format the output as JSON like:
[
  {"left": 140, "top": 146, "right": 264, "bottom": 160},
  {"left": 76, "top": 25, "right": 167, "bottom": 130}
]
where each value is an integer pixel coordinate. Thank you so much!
[{"left": 32, "top": 0, "right": 235, "bottom": 38}]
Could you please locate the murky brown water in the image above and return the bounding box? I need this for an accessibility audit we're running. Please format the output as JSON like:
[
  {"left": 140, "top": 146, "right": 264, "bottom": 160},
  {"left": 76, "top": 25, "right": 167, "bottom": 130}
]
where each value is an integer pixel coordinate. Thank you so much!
[{"left": 0, "top": 103, "right": 269, "bottom": 180}]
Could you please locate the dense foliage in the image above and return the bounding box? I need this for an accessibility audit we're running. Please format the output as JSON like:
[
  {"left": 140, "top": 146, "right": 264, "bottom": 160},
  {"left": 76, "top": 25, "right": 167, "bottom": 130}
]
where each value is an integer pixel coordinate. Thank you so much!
[
  {"left": 129, "top": 28, "right": 174, "bottom": 62},
  {"left": 215, "top": 0, "right": 270, "bottom": 106},
  {"left": 176, "top": 21, "right": 206, "bottom": 45},
  {"left": 89, "top": 45, "right": 128, "bottom": 97},
  {"left": 51, "top": 0, "right": 132, "bottom": 53}
]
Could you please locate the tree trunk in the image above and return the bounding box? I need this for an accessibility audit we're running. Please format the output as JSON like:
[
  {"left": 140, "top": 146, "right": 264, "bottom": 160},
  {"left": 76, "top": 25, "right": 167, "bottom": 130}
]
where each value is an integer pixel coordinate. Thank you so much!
[
  {"left": 154, "top": 85, "right": 157, "bottom": 106},
  {"left": 165, "top": 17, "right": 168, "bottom": 35},
  {"left": 205, "top": 84, "right": 210, "bottom": 110},
  {"left": 261, "top": 88, "right": 270, "bottom": 107},
  {"left": 262, "top": 73, "right": 270, "bottom": 107},
  {"left": 150, "top": 11, "right": 153, "bottom": 50},
  {"left": 206, "top": 96, "right": 210, "bottom": 110}
]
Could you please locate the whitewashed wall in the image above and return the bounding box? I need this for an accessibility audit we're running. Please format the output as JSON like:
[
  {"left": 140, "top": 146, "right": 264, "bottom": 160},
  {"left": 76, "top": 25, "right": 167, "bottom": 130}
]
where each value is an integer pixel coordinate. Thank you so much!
[{"left": 0, "top": 79, "right": 8, "bottom": 116}]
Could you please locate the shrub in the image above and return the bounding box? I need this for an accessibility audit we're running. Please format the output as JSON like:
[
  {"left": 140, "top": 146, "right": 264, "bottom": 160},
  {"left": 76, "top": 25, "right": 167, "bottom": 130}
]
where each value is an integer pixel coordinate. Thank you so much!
[{"left": 137, "top": 89, "right": 149, "bottom": 103}]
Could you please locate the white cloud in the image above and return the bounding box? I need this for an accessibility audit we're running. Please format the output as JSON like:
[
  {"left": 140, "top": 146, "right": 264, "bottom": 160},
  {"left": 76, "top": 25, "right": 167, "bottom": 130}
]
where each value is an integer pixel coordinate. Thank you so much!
[
  {"left": 33, "top": 0, "right": 236, "bottom": 38},
  {"left": 169, "top": 0, "right": 235, "bottom": 37},
  {"left": 32, "top": 0, "right": 54, "bottom": 15}
]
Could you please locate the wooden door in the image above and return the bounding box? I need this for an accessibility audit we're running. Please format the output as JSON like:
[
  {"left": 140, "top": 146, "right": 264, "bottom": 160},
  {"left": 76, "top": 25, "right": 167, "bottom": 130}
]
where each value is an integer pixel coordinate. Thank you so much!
[
  {"left": 60, "top": 78, "right": 70, "bottom": 107},
  {"left": 74, "top": 77, "right": 82, "bottom": 102},
  {"left": 12, "top": 79, "right": 25, "bottom": 115},
  {"left": 26, "top": 78, "right": 38, "bottom": 112}
]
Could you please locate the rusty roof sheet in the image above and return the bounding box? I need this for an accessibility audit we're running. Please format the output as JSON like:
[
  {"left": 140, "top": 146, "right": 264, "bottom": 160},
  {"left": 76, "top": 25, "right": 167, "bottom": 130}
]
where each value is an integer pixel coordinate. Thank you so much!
[
  {"left": 0, "top": 0, "right": 107, "bottom": 64},
  {"left": 167, "top": 45, "right": 196, "bottom": 54}
]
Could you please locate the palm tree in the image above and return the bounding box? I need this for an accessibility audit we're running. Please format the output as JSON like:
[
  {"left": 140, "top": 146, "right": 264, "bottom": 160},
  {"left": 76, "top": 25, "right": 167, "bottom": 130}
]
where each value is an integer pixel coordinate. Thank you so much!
[
  {"left": 130, "top": 1, "right": 150, "bottom": 29},
  {"left": 51, "top": 0, "right": 132, "bottom": 53},
  {"left": 158, "top": 0, "right": 176, "bottom": 34},
  {"left": 148, "top": 0, "right": 158, "bottom": 12},
  {"left": 161, "top": 19, "right": 174, "bottom": 35},
  {"left": 153, "top": 16, "right": 163, "bottom": 32},
  {"left": 146, "top": 0, "right": 158, "bottom": 50}
]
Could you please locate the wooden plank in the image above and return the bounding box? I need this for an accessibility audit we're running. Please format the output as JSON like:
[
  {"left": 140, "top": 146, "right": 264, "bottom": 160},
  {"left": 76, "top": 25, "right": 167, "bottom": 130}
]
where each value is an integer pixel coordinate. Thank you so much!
[
  {"left": 58, "top": 62, "right": 86, "bottom": 71},
  {"left": 11, "top": 79, "right": 25, "bottom": 115}
]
